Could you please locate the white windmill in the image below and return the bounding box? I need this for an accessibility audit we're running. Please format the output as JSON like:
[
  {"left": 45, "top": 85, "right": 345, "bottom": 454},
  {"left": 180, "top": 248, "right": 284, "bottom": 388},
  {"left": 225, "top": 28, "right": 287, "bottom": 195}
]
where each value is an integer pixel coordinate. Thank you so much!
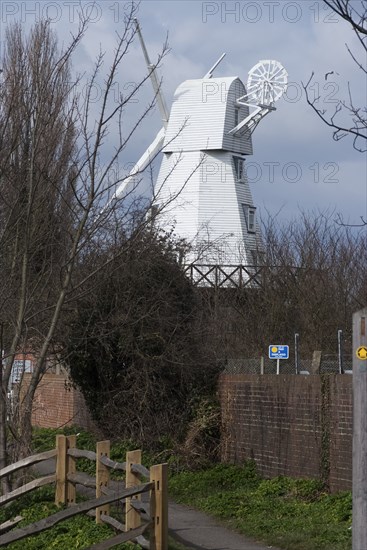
[{"left": 112, "top": 21, "right": 288, "bottom": 283}]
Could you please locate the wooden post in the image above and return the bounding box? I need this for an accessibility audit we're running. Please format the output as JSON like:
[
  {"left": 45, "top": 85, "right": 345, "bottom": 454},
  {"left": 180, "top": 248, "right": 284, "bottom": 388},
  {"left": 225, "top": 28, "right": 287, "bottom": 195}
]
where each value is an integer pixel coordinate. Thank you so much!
[
  {"left": 55, "top": 434, "right": 77, "bottom": 507},
  {"left": 311, "top": 351, "right": 322, "bottom": 374},
  {"left": 96, "top": 440, "right": 110, "bottom": 523},
  {"left": 352, "top": 307, "right": 367, "bottom": 550},
  {"left": 66, "top": 435, "right": 76, "bottom": 506},
  {"left": 55, "top": 435, "right": 67, "bottom": 506},
  {"left": 150, "top": 463, "right": 168, "bottom": 550},
  {"left": 260, "top": 356, "right": 264, "bottom": 375},
  {"left": 125, "top": 450, "right": 142, "bottom": 532}
]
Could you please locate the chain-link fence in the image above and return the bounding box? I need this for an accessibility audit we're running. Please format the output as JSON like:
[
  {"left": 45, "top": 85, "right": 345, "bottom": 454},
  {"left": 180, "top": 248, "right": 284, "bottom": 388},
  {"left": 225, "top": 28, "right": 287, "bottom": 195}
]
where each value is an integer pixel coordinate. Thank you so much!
[
  {"left": 224, "top": 355, "right": 353, "bottom": 375},
  {"left": 223, "top": 330, "right": 353, "bottom": 375}
]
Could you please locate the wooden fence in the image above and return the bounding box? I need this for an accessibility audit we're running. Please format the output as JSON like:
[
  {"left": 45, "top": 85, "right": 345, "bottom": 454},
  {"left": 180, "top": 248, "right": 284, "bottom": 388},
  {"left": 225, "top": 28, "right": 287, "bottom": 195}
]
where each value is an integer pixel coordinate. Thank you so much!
[
  {"left": 0, "top": 435, "right": 168, "bottom": 550},
  {"left": 184, "top": 263, "right": 263, "bottom": 288}
]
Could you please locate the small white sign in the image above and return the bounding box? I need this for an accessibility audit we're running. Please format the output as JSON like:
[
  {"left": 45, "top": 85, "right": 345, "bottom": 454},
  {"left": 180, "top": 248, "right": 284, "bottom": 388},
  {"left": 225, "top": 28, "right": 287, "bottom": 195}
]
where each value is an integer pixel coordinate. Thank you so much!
[{"left": 11, "top": 360, "right": 32, "bottom": 384}]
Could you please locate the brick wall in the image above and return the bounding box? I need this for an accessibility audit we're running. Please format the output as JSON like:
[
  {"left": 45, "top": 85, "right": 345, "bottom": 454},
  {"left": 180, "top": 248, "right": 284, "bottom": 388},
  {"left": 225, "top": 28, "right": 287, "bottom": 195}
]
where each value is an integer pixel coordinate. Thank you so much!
[
  {"left": 22, "top": 373, "right": 95, "bottom": 431},
  {"left": 219, "top": 374, "right": 352, "bottom": 492}
]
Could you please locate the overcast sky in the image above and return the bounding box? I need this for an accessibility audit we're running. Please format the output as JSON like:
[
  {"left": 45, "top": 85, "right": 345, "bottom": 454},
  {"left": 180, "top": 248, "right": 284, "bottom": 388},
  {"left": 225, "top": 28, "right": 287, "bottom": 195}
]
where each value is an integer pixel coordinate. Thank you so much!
[{"left": 1, "top": 0, "right": 366, "bottom": 225}]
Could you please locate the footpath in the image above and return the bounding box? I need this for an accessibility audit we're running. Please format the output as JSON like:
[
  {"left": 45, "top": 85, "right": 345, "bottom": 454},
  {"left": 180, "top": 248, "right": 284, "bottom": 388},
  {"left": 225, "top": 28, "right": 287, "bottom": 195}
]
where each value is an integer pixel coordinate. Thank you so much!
[
  {"left": 34, "top": 459, "right": 277, "bottom": 550},
  {"left": 169, "top": 500, "right": 277, "bottom": 550}
]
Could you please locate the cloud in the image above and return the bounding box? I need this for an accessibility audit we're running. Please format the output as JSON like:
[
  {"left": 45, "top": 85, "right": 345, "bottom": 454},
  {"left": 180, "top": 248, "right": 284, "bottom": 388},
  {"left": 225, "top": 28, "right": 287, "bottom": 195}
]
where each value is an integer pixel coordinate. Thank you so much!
[{"left": 1, "top": 0, "right": 365, "bottom": 223}]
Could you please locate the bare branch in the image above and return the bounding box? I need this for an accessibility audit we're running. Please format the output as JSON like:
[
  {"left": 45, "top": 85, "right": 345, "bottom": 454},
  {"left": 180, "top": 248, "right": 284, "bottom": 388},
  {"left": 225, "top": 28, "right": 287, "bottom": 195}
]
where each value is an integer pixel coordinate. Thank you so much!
[{"left": 304, "top": 2, "right": 367, "bottom": 152}]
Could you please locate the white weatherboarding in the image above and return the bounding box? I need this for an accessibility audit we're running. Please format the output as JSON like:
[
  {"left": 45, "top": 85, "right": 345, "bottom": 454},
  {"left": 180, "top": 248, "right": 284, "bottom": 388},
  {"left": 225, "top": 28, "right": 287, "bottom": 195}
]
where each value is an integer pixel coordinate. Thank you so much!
[{"left": 113, "top": 21, "right": 288, "bottom": 269}]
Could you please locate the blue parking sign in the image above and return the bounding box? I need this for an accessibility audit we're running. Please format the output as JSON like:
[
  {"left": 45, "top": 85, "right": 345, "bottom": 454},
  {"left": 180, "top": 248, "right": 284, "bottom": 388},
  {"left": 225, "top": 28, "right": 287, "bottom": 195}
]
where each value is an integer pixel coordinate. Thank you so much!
[{"left": 269, "top": 345, "right": 289, "bottom": 359}]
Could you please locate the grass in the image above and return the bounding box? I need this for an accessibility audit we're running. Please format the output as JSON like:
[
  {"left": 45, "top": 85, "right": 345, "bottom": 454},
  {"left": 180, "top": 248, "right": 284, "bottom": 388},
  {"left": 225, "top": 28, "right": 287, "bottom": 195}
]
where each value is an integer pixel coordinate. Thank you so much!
[
  {"left": 32, "top": 426, "right": 97, "bottom": 453},
  {"left": 169, "top": 463, "right": 352, "bottom": 550}
]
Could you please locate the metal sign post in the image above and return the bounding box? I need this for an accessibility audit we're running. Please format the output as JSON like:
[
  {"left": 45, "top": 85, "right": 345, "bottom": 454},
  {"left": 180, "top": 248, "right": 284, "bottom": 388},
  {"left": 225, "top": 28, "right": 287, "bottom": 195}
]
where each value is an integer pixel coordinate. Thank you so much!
[
  {"left": 352, "top": 307, "right": 367, "bottom": 550},
  {"left": 338, "top": 329, "right": 344, "bottom": 374},
  {"left": 294, "top": 333, "right": 299, "bottom": 374}
]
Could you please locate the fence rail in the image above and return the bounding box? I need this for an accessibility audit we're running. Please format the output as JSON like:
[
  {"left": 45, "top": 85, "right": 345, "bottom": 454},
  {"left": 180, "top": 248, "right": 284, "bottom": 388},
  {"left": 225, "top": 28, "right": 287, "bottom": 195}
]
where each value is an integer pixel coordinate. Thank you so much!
[
  {"left": 184, "top": 263, "right": 263, "bottom": 288},
  {"left": 0, "top": 435, "right": 168, "bottom": 550},
  {"left": 0, "top": 449, "right": 56, "bottom": 479}
]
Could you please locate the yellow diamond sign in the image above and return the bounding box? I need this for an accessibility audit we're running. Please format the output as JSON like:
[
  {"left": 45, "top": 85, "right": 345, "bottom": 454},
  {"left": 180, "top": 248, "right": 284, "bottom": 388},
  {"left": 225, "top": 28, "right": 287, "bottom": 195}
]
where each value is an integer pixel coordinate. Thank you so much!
[{"left": 356, "top": 346, "right": 367, "bottom": 360}]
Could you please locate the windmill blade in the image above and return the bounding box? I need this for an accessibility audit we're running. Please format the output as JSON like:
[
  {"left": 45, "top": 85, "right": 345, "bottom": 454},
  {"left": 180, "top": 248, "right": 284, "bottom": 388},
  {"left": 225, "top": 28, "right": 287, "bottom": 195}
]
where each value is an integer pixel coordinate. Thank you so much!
[
  {"left": 106, "top": 127, "right": 165, "bottom": 208},
  {"left": 134, "top": 19, "right": 169, "bottom": 128},
  {"left": 204, "top": 53, "right": 226, "bottom": 79}
]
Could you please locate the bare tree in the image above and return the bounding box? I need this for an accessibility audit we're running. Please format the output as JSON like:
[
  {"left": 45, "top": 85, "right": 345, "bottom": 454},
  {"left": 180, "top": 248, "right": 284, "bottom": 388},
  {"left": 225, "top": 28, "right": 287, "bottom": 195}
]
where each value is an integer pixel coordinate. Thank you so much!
[
  {"left": 0, "top": 20, "right": 85, "bottom": 484},
  {"left": 303, "top": 0, "right": 366, "bottom": 154},
  {"left": 0, "top": 4, "right": 177, "bottom": 484},
  {"left": 204, "top": 210, "right": 367, "bottom": 362}
]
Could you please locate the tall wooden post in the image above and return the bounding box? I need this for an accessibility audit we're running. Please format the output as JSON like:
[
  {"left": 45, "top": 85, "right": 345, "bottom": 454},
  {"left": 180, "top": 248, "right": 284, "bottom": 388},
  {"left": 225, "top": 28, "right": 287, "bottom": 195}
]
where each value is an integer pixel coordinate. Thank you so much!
[
  {"left": 96, "top": 440, "right": 110, "bottom": 523},
  {"left": 55, "top": 434, "right": 76, "bottom": 506},
  {"left": 125, "top": 450, "right": 142, "bottom": 532},
  {"left": 66, "top": 435, "right": 76, "bottom": 506},
  {"left": 150, "top": 463, "right": 168, "bottom": 550},
  {"left": 55, "top": 435, "right": 67, "bottom": 506},
  {"left": 352, "top": 307, "right": 367, "bottom": 550}
]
